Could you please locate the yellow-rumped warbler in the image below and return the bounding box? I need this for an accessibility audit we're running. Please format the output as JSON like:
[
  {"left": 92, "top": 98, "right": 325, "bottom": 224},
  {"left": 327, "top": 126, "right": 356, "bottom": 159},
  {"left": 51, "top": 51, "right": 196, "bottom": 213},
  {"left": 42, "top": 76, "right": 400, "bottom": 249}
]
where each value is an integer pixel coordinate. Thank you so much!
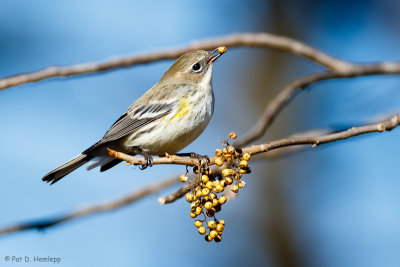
[{"left": 42, "top": 47, "right": 226, "bottom": 184}]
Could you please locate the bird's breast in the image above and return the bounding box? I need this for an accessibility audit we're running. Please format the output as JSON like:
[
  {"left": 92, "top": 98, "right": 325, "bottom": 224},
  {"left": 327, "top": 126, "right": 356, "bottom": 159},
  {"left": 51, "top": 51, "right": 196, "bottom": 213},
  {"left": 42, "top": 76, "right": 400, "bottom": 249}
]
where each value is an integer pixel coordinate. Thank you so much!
[{"left": 124, "top": 87, "right": 214, "bottom": 155}]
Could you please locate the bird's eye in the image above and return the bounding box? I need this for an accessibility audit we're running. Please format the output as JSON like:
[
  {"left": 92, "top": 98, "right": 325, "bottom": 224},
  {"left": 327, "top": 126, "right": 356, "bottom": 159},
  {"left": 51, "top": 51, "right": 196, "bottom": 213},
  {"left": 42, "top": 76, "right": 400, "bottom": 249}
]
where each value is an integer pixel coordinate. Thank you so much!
[{"left": 192, "top": 63, "right": 202, "bottom": 72}]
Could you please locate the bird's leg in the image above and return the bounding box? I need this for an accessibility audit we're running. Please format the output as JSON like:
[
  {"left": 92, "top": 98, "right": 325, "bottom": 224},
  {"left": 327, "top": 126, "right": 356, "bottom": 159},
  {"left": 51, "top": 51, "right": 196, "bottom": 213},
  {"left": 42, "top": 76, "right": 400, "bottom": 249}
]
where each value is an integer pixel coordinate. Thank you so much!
[{"left": 132, "top": 146, "right": 153, "bottom": 170}]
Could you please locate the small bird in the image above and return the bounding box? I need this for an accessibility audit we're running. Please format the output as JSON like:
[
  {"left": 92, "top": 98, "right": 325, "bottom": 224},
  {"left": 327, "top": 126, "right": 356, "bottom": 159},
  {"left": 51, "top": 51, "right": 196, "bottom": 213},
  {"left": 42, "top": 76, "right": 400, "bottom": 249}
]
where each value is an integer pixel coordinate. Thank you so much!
[{"left": 42, "top": 46, "right": 227, "bottom": 184}]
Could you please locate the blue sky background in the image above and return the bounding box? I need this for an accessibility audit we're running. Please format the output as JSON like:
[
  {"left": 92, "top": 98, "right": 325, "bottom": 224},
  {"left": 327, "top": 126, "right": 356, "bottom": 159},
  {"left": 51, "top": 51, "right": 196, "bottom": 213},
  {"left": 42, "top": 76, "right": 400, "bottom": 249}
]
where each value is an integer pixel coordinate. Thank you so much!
[{"left": 1, "top": 0, "right": 400, "bottom": 266}]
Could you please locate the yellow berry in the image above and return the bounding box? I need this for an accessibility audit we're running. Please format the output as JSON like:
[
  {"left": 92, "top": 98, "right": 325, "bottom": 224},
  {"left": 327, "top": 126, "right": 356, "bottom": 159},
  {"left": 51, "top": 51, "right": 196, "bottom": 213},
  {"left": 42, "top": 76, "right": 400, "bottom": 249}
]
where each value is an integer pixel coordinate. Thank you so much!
[
  {"left": 212, "top": 199, "right": 219, "bottom": 207},
  {"left": 215, "top": 184, "right": 224, "bottom": 193},
  {"left": 205, "top": 234, "right": 213, "bottom": 242},
  {"left": 207, "top": 220, "right": 216, "bottom": 229},
  {"left": 238, "top": 168, "right": 247, "bottom": 174},
  {"left": 206, "top": 181, "right": 214, "bottom": 190},
  {"left": 234, "top": 174, "right": 242, "bottom": 180},
  {"left": 222, "top": 148, "right": 228, "bottom": 154},
  {"left": 180, "top": 174, "right": 188, "bottom": 182},
  {"left": 228, "top": 146, "right": 235, "bottom": 154},
  {"left": 191, "top": 204, "right": 196, "bottom": 210},
  {"left": 195, "top": 206, "right": 202, "bottom": 215},
  {"left": 190, "top": 212, "right": 196, "bottom": 218},
  {"left": 216, "top": 223, "right": 224, "bottom": 232},
  {"left": 195, "top": 189, "right": 202, "bottom": 198},
  {"left": 215, "top": 157, "right": 224, "bottom": 166},
  {"left": 194, "top": 220, "right": 203, "bottom": 228},
  {"left": 185, "top": 193, "right": 195, "bottom": 203},
  {"left": 215, "top": 149, "right": 223, "bottom": 157},
  {"left": 219, "top": 220, "right": 225, "bottom": 225},
  {"left": 218, "top": 195, "right": 227, "bottom": 205},
  {"left": 214, "top": 235, "right": 222, "bottom": 242},
  {"left": 204, "top": 201, "right": 213, "bottom": 210},
  {"left": 222, "top": 168, "right": 233, "bottom": 177},
  {"left": 239, "top": 160, "right": 248, "bottom": 168},
  {"left": 202, "top": 188, "right": 210, "bottom": 196},
  {"left": 225, "top": 177, "right": 233, "bottom": 185},
  {"left": 209, "top": 193, "right": 217, "bottom": 200},
  {"left": 201, "top": 175, "right": 209, "bottom": 183},
  {"left": 231, "top": 184, "right": 239, "bottom": 193},
  {"left": 228, "top": 132, "right": 237, "bottom": 139},
  {"left": 242, "top": 152, "right": 251, "bottom": 161},
  {"left": 238, "top": 180, "right": 246, "bottom": 188},
  {"left": 209, "top": 230, "right": 218, "bottom": 239},
  {"left": 198, "top": 226, "right": 206, "bottom": 235}
]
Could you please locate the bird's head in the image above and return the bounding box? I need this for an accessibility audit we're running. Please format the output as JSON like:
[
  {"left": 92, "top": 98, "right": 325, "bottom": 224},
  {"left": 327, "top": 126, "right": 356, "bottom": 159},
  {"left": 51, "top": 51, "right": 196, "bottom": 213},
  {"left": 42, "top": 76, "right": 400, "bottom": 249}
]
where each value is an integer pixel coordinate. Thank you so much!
[{"left": 160, "top": 46, "right": 227, "bottom": 84}]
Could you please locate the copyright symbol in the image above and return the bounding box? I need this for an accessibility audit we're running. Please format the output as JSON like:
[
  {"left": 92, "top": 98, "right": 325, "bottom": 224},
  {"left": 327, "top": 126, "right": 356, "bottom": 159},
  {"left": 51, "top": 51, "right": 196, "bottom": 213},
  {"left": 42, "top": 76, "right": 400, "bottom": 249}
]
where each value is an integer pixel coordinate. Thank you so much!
[{"left": 5, "top": 256, "right": 10, "bottom": 261}]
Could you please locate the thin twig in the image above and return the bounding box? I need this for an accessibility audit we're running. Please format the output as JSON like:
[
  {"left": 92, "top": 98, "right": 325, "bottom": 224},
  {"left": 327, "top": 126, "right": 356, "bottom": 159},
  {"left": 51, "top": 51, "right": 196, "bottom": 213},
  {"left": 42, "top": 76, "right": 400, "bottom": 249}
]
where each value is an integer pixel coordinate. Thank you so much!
[
  {"left": 234, "top": 65, "right": 400, "bottom": 147},
  {"left": 242, "top": 114, "right": 400, "bottom": 156},
  {"left": 109, "top": 114, "right": 400, "bottom": 168},
  {"left": 0, "top": 32, "right": 357, "bottom": 91},
  {"left": 0, "top": 177, "right": 178, "bottom": 236},
  {"left": 108, "top": 148, "right": 207, "bottom": 167},
  {"left": 159, "top": 114, "right": 400, "bottom": 204}
]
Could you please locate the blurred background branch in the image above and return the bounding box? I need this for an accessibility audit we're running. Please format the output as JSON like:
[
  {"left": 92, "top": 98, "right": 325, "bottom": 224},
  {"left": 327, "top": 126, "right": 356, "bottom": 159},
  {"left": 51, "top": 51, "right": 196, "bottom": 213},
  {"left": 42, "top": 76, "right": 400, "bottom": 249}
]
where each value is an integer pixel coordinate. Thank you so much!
[
  {"left": 235, "top": 66, "right": 400, "bottom": 147},
  {"left": 0, "top": 177, "right": 178, "bottom": 236},
  {"left": 3, "top": 32, "right": 398, "bottom": 91}
]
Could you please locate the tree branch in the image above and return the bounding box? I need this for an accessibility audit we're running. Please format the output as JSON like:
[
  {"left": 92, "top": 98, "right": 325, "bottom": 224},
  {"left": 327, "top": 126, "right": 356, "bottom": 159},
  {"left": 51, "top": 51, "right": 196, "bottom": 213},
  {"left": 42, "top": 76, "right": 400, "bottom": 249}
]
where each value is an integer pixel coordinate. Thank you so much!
[
  {"left": 0, "top": 114, "right": 398, "bottom": 236},
  {"left": 108, "top": 149, "right": 207, "bottom": 167},
  {"left": 0, "top": 177, "right": 178, "bottom": 236},
  {"left": 243, "top": 114, "right": 400, "bottom": 156},
  {"left": 109, "top": 114, "right": 400, "bottom": 169},
  {"left": 0, "top": 32, "right": 357, "bottom": 91},
  {"left": 127, "top": 114, "right": 400, "bottom": 204}
]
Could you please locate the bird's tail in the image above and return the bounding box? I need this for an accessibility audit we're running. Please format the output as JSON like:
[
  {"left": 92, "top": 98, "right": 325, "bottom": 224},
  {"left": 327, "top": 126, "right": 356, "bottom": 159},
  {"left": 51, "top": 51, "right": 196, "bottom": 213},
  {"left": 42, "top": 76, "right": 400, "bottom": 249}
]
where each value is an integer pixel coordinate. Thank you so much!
[{"left": 42, "top": 154, "right": 92, "bottom": 184}]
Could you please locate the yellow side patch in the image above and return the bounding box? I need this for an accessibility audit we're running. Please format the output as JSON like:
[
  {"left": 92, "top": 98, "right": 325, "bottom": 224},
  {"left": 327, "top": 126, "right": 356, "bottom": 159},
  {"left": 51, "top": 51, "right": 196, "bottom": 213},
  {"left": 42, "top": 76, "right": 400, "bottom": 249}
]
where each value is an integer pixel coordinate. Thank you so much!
[{"left": 171, "top": 98, "right": 190, "bottom": 120}]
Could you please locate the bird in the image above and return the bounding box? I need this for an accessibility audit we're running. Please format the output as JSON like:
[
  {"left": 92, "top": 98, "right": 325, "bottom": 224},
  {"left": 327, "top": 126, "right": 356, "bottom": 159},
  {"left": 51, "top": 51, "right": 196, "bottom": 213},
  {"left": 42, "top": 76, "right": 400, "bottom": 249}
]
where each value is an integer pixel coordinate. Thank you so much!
[{"left": 42, "top": 46, "right": 227, "bottom": 184}]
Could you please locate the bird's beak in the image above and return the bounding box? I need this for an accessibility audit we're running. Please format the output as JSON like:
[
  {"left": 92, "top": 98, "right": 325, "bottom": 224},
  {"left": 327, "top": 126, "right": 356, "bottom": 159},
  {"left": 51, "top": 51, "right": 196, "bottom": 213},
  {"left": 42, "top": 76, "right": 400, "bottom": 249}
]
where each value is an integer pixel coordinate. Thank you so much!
[{"left": 207, "top": 46, "right": 227, "bottom": 64}]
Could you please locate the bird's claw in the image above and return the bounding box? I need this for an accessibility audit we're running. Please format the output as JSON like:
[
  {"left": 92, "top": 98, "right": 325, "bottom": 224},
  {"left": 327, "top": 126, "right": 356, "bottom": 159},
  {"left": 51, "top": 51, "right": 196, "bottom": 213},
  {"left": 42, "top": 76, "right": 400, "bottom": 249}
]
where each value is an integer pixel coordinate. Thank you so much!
[
  {"left": 190, "top": 153, "right": 209, "bottom": 168},
  {"left": 139, "top": 155, "right": 153, "bottom": 170}
]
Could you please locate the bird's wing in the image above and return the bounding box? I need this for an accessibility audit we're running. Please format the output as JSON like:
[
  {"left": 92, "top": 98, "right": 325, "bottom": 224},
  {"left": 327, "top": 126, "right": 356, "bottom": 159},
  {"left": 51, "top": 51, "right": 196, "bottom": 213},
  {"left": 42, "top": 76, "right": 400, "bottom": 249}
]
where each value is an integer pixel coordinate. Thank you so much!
[{"left": 98, "top": 102, "right": 175, "bottom": 144}]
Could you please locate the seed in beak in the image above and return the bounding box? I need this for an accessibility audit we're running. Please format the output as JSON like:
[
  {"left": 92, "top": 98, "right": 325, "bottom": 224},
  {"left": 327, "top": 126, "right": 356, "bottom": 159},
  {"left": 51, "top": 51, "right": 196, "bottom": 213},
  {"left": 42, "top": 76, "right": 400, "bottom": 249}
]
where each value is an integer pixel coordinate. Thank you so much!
[
  {"left": 217, "top": 46, "right": 227, "bottom": 54},
  {"left": 208, "top": 46, "right": 227, "bottom": 64}
]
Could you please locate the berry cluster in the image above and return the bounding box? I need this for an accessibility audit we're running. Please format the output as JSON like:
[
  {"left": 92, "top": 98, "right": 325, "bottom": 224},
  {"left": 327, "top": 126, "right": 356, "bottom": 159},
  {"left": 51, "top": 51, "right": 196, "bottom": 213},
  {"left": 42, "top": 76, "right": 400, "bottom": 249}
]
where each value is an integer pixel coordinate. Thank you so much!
[{"left": 181, "top": 132, "right": 251, "bottom": 242}]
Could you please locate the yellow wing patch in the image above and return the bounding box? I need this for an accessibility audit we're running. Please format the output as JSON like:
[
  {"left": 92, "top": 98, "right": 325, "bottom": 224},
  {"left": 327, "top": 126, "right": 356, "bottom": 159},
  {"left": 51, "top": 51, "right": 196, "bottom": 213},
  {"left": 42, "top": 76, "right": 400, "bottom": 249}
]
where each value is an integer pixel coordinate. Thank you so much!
[{"left": 171, "top": 98, "right": 190, "bottom": 120}]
